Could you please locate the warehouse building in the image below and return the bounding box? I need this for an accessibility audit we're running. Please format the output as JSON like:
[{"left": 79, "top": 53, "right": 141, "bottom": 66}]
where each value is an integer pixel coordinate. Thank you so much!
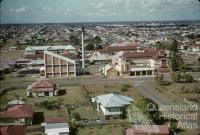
[{"left": 44, "top": 51, "right": 81, "bottom": 78}]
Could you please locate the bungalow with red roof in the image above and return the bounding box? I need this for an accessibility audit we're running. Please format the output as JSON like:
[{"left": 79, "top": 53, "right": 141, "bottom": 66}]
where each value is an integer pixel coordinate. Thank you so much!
[
  {"left": 126, "top": 125, "right": 169, "bottom": 135},
  {"left": 0, "top": 104, "right": 33, "bottom": 126},
  {"left": 26, "top": 80, "right": 58, "bottom": 97}
]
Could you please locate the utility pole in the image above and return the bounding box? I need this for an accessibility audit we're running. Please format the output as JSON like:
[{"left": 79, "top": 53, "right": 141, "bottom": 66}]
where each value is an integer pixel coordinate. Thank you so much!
[{"left": 82, "top": 26, "right": 85, "bottom": 69}]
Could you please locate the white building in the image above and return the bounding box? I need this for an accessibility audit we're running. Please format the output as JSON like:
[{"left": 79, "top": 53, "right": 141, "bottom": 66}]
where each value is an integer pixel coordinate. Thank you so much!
[
  {"left": 44, "top": 51, "right": 82, "bottom": 78},
  {"left": 44, "top": 117, "right": 69, "bottom": 135},
  {"left": 92, "top": 93, "right": 133, "bottom": 119},
  {"left": 25, "top": 45, "right": 76, "bottom": 55},
  {"left": 89, "top": 51, "right": 111, "bottom": 64}
]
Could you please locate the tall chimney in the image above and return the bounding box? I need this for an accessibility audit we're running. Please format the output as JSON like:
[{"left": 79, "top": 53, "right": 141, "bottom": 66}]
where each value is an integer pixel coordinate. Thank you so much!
[{"left": 82, "top": 26, "right": 85, "bottom": 69}]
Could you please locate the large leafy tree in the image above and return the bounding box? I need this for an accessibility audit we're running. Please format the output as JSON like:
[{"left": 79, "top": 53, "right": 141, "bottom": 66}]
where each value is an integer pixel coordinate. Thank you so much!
[
  {"left": 69, "top": 35, "right": 80, "bottom": 46},
  {"left": 85, "top": 43, "right": 94, "bottom": 50},
  {"left": 128, "top": 97, "right": 161, "bottom": 124},
  {"left": 92, "top": 36, "right": 102, "bottom": 48},
  {"left": 169, "top": 39, "right": 183, "bottom": 71}
]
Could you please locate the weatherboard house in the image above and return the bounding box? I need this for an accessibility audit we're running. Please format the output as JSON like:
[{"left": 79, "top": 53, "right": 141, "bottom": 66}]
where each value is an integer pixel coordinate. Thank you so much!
[
  {"left": 27, "top": 80, "right": 58, "bottom": 97},
  {"left": 0, "top": 104, "right": 33, "bottom": 126},
  {"left": 92, "top": 93, "right": 133, "bottom": 119}
]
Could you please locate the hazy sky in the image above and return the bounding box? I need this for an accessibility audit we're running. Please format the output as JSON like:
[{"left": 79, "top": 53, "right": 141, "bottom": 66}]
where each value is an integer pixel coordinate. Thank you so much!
[{"left": 1, "top": 0, "right": 200, "bottom": 23}]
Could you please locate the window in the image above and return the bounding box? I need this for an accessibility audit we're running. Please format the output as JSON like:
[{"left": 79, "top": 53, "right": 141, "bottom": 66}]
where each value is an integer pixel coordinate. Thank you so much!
[{"left": 19, "top": 118, "right": 25, "bottom": 123}]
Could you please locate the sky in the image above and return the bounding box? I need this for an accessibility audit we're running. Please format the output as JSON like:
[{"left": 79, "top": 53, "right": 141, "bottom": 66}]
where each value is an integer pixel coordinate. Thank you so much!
[{"left": 1, "top": 0, "right": 200, "bottom": 24}]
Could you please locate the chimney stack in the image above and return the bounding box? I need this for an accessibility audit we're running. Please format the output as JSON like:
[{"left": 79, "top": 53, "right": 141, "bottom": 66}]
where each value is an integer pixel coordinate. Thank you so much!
[{"left": 82, "top": 26, "right": 85, "bottom": 69}]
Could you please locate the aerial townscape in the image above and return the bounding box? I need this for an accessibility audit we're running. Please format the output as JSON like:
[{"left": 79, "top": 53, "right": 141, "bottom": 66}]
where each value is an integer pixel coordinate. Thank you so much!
[{"left": 0, "top": 0, "right": 200, "bottom": 135}]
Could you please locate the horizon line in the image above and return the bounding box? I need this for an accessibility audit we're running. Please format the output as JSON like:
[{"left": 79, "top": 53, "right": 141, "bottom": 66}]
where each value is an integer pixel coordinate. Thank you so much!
[{"left": 1, "top": 19, "right": 200, "bottom": 25}]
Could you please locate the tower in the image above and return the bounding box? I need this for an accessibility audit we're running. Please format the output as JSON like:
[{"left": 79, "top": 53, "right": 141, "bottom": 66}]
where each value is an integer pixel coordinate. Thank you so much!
[{"left": 81, "top": 26, "right": 85, "bottom": 69}]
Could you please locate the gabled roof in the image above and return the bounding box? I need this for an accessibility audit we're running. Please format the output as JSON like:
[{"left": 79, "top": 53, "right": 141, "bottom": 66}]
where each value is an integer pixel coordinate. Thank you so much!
[
  {"left": 123, "top": 52, "right": 154, "bottom": 60},
  {"left": 44, "top": 50, "right": 75, "bottom": 64},
  {"left": 27, "top": 80, "right": 55, "bottom": 92},
  {"left": 95, "top": 93, "right": 133, "bottom": 107},
  {"left": 0, "top": 104, "right": 33, "bottom": 118},
  {"left": 126, "top": 125, "right": 169, "bottom": 135},
  {"left": 123, "top": 48, "right": 165, "bottom": 60}
]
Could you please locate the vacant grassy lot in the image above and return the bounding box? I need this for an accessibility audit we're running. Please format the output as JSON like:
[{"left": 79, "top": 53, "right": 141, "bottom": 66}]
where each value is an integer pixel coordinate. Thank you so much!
[
  {"left": 148, "top": 80, "right": 200, "bottom": 135},
  {"left": 0, "top": 50, "right": 24, "bottom": 60},
  {"left": 84, "top": 83, "right": 142, "bottom": 100},
  {"left": 77, "top": 123, "right": 130, "bottom": 135},
  {"left": 148, "top": 80, "right": 200, "bottom": 103}
]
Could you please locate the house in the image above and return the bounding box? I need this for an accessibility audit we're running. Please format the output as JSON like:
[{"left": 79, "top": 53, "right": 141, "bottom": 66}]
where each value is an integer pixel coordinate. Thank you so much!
[
  {"left": 16, "top": 58, "right": 31, "bottom": 67},
  {"left": 92, "top": 93, "right": 133, "bottom": 119},
  {"left": 99, "top": 42, "right": 139, "bottom": 54},
  {"left": 0, "top": 58, "right": 17, "bottom": 79},
  {"left": 44, "top": 50, "right": 82, "bottom": 78},
  {"left": 0, "top": 125, "right": 26, "bottom": 135},
  {"left": 126, "top": 125, "right": 169, "bottom": 135},
  {"left": 0, "top": 104, "right": 33, "bottom": 126},
  {"left": 24, "top": 45, "right": 76, "bottom": 60},
  {"left": 0, "top": 58, "right": 17, "bottom": 72},
  {"left": 27, "top": 59, "right": 44, "bottom": 69},
  {"left": 44, "top": 117, "right": 70, "bottom": 135},
  {"left": 89, "top": 51, "right": 111, "bottom": 64},
  {"left": 26, "top": 80, "right": 58, "bottom": 97},
  {"left": 99, "top": 64, "right": 119, "bottom": 77}
]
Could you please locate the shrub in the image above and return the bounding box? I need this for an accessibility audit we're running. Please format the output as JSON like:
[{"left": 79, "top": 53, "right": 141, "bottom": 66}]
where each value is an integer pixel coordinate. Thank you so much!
[
  {"left": 71, "top": 112, "right": 81, "bottom": 121},
  {"left": 37, "top": 99, "right": 63, "bottom": 110},
  {"left": 171, "top": 72, "right": 193, "bottom": 83},
  {"left": 155, "top": 74, "right": 164, "bottom": 82},
  {"left": 121, "top": 84, "right": 131, "bottom": 92}
]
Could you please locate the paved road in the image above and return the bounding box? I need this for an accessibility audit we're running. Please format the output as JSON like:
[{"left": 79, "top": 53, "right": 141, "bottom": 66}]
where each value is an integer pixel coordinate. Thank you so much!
[{"left": 0, "top": 76, "right": 152, "bottom": 90}]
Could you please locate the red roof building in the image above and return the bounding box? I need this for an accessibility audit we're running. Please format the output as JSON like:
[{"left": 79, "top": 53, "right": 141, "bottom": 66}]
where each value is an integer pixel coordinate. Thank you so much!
[
  {"left": 123, "top": 49, "right": 165, "bottom": 60},
  {"left": 45, "top": 117, "right": 65, "bottom": 123},
  {"left": 0, "top": 126, "right": 26, "bottom": 135},
  {"left": 24, "top": 54, "right": 44, "bottom": 60},
  {"left": 0, "top": 105, "right": 33, "bottom": 126},
  {"left": 126, "top": 125, "right": 169, "bottom": 135},
  {"left": 27, "top": 80, "right": 55, "bottom": 92},
  {"left": 0, "top": 104, "right": 33, "bottom": 119},
  {"left": 99, "top": 44, "right": 139, "bottom": 54},
  {"left": 26, "top": 80, "right": 57, "bottom": 97}
]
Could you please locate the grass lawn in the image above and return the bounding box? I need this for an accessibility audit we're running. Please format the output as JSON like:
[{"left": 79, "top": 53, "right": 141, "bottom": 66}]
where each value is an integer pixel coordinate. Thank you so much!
[
  {"left": 0, "top": 50, "right": 24, "bottom": 60},
  {"left": 0, "top": 86, "right": 90, "bottom": 119},
  {"left": 77, "top": 123, "right": 130, "bottom": 135},
  {"left": 148, "top": 80, "right": 200, "bottom": 103},
  {"left": 84, "top": 83, "right": 142, "bottom": 100},
  {"left": 148, "top": 80, "right": 200, "bottom": 135},
  {"left": 26, "top": 125, "right": 45, "bottom": 135},
  {"left": 0, "top": 83, "right": 143, "bottom": 135}
]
